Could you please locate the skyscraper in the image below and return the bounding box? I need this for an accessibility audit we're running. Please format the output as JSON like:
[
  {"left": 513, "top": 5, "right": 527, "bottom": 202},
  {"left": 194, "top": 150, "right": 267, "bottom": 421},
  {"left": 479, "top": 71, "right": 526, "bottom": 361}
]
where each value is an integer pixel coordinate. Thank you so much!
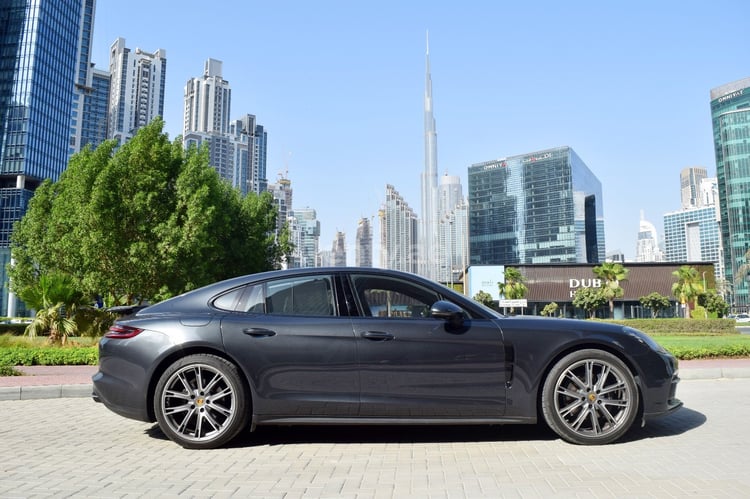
[
  {"left": 0, "top": 0, "right": 91, "bottom": 315},
  {"left": 380, "top": 184, "right": 418, "bottom": 273},
  {"left": 437, "top": 174, "right": 466, "bottom": 283},
  {"left": 680, "top": 167, "right": 708, "bottom": 210},
  {"left": 70, "top": 0, "right": 100, "bottom": 154},
  {"left": 332, "top": 231, "right": 346, "bottom": 267},
  {"left": 184, "top": 61, "right": 267, "bottom": 195},
  {"left": 468, "top": 146, "right": 605, "bottom": 265},
  {"left": 78, "top": 68, "right": 111, "bottom": 151},
  {"left": 636, "top": 213, "right": 663, "bottom": 262},
  {"left": 107, "top": 37, "right": 166, "bottom": 144},
  {"left": 355, "top": 217, "right": 373, "bottom": 267},
  {"left": 710, "top": 77, "right": 750, "bottom": 308},
  {"left": 289, "top": 207, "right": 320, "bottom": 268},
  {"left": 420, "top": 33, "right": 438, "bottom": 280},
  {"left": 663, "top": 206, "right": 722, "bottom": 279}
]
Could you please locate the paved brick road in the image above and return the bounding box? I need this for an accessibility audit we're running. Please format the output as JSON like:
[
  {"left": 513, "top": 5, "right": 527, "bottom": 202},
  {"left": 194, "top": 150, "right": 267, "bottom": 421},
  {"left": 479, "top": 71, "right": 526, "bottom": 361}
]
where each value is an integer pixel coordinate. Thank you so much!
[{"left": 1, "top": 378, "right": 748, "bottom": 498}]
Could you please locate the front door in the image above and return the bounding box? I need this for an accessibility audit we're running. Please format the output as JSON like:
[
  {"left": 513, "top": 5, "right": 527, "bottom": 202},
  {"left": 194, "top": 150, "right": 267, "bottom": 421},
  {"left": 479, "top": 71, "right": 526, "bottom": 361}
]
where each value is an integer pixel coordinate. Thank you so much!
[{"left": 348, "top": 273, "right": 507, "bottom": 418}]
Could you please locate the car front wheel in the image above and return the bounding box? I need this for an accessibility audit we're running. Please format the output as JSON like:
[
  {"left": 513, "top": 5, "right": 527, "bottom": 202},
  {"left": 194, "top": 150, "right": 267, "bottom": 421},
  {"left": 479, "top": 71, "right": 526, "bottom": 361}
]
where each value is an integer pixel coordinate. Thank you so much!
[
  {"left": 154, "top": 354, "right": 248, "bottom": 449},
  {"left": 541, "top": 349, "right": 638, "bottom": 445}
]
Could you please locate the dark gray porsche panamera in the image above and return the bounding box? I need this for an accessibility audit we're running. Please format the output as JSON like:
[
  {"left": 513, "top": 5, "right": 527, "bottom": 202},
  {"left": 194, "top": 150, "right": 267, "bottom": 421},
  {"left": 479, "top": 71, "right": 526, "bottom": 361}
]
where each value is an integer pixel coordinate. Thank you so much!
[{"left": 92, "top": 267, "right": 681, "bottom": 449}]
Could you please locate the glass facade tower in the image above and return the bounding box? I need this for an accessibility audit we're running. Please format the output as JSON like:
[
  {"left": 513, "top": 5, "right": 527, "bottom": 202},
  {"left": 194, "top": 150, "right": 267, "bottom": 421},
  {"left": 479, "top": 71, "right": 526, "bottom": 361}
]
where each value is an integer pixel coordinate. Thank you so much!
[
  {"left": 468, "top": 146, "right": 605, "bottom": 266},
  {"left": 663, "top": 206, "right": 722, "bottom": 284},
  {"left": 0, "top": 0, "right": 88, "bottom": 315},
  {"left": 710, "top": 77, "right": 750, "bottom": 309}
]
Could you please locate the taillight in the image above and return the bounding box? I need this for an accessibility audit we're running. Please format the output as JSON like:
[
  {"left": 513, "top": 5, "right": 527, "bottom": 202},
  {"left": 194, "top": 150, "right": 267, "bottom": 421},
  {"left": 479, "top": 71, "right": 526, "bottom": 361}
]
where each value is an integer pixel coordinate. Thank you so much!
[{"left": 105, "top": 324, "right": 144, "bottom": 339}]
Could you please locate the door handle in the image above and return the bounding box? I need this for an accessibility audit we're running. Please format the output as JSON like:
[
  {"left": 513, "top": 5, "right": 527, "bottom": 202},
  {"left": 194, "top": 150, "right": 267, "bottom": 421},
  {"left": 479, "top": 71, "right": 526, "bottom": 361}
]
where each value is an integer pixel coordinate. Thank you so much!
[
  {"left": 243, "top": 328, "right": 276, "bottom": 338},
  {"left": 361, "top": 331, "right": 395, "bottom": 341}
]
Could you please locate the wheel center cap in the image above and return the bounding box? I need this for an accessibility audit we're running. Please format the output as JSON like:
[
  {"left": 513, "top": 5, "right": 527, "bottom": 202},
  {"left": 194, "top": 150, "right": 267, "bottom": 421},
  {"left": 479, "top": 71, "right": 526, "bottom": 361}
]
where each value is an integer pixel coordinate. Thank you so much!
[
  {"left": 196, "top": 397, "right": 205, "bottom": 407},
  {"left": 587, "top": 393, "right": 597, "bottom": 403}
]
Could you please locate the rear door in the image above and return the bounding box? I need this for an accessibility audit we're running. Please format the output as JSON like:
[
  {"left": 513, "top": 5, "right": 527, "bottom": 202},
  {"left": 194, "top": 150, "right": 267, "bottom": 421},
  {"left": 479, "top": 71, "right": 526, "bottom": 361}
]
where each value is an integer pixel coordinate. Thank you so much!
[
  {"left": 347, "top": 273, "right": 507, "bottom": 418},
  {"left": 220, "top": 273, "right": 359, "bottom": 417}
]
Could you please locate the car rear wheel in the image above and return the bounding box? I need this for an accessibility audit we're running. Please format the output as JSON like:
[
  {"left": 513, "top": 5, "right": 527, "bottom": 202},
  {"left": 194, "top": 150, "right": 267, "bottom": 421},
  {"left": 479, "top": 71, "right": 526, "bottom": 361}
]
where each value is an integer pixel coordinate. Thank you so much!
[
  {"left": 541, "top": 349, "right": 638, "bottom": 445},
  {"left": 154, "top": 354, "right": 248, "bottom": 449}
]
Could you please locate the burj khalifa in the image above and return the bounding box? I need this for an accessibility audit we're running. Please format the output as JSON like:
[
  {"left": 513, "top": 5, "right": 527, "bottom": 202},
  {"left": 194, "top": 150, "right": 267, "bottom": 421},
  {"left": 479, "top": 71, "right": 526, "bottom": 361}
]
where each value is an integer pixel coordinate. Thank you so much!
[{"left": 420, "top": 33, "right": 439, "bottom": 280}]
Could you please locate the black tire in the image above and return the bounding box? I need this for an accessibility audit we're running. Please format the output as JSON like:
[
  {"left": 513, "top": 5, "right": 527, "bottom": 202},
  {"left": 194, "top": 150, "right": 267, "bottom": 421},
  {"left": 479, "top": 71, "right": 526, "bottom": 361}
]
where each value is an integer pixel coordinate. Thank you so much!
[
  {"left": 154, "top": 354, "right": 248, "bottom": 449},
  {"left": 541, "top": 349, "right": 638, "bottom": 445}
]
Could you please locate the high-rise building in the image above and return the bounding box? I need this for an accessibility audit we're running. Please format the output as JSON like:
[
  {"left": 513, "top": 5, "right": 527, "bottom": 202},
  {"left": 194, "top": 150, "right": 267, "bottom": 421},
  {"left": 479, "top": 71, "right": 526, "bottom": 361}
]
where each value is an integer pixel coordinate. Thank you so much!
[
  {"left": 663, "top": 205, "right": 723, "bottom": 288},
  {"left": 680, "top": 167, "right": 708, "bottom": 210},
  {"left": 0, "top": 0, "right": 91, "bottom": 315},
  {"left": 268, "top": 173, "right": 292, "bottom": 235},
  {"left": 420, "top": 34, "right": 438, "bottom": 280},
  {"left": 70, "top": 0, "right": 99, "bottom": 154},
  {"left": 238, "top": 114, "right": 268, "bottom": 195},
  {"left": 184, "top": 62, "right": 267, "bottom": 195},
  {"left": 355, "top": 218, "right": 373, "bottom": 267},
  {"left": 227, "top": 118, "right": 251, "bottom": 195},
  {"left": 332, "top": 231, "right": 346, "bottom": 267},
  {"left": 439, "top": 200, "right": 468, "bottom": 287},
  {"left": 380, "top": 184, "right": 418, "bottom": 273},
  {"left": 184, "top": 58, "right": 230, "bottom": 135},
  {"left": 468, "top": 146, "right": 605, "bottom": 265},
  {"left": 636, "top": 213, "right": 663, "bottom": 262},
  {"left": 289, "top": 207, "right": 320, "bottom": 268},
  {"left": 710, "top": 77, "right": 750, "bottom": 308},
  {"left": 78, "top": 68, "right": 111, "bottom": 151},
  {"left": 107, "top": 37, "right": 166, "bottom": 144},
  {"left": 437, "top": 174, "right": 467, "bottom": 283}
]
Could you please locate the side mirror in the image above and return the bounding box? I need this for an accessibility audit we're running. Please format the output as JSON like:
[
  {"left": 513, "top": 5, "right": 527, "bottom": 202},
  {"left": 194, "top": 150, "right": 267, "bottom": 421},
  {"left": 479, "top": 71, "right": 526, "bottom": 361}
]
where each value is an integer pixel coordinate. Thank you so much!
[{"left": 430, "top": 300, "right": 465, "bottom": 327}]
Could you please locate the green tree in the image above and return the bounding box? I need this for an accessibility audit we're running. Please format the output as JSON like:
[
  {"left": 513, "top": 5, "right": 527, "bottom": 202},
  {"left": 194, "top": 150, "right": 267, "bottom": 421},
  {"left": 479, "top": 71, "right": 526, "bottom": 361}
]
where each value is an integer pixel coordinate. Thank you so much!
[
  {"left": 698, "top": 290, "right": 730, "bottom": 318},
  {"left": 639, "top": 292, "right": 672, "bottom": 319},
  {"left": 540, "top": 302, "right": 559, "bottom": 317},
  {"left": 9, "top": 118, "right": 284, "bottom": 308},
  {"left": 572, "top": 287, "right": 607, "bottom": 319},
  {"left": 671, "top": 265, "right": 705, "bottom": 318},
  {"left": 592, "top": 262, "right": 628, "bottom": 319},
  {"left": 473, "top": 290, "right": 494, "bottom": 308}
]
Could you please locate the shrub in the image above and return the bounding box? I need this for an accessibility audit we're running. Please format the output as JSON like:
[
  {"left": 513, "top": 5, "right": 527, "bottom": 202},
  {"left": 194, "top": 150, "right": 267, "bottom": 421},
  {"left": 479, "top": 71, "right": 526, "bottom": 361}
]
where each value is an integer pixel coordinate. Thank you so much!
[
  {"left": 0, "top": 345, "right": 98, "bottom": 366},
  {"left": 601, "top": 319, "right": 737, "bottom": 336}
]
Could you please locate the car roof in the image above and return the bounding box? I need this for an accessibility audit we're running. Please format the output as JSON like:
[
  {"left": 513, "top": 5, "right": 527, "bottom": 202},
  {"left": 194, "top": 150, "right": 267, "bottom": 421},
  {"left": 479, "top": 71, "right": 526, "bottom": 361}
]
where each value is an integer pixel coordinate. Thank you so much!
[{"left": 136, "top": 267, "right": 454, "bottom": 315}]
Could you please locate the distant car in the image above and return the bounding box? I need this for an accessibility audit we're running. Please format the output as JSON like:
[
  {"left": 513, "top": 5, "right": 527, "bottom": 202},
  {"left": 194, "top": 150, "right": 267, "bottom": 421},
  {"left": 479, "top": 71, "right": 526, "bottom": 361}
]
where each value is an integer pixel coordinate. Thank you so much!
[
  {"left": 92, "top": 267, "right": 682, "bottom": 449},
  {"left": 735, "top": 313, "right": 750, "bottom": 323}
]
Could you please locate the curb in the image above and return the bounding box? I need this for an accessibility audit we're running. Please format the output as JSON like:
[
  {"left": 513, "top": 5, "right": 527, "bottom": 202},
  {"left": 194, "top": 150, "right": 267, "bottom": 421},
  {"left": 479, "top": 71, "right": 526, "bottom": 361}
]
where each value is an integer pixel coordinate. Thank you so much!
[{"left": 0, "top": 384, "right": 91, "bottom": 401}]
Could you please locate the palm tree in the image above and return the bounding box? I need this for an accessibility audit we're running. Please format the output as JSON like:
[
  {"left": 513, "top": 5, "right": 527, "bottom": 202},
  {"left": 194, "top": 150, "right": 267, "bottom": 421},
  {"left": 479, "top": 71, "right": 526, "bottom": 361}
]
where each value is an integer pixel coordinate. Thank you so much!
[
  {"left": 501, "top": 267, "right": 528, "bottom": 299},
  {"left": 592, "top": 262, "right": 628, "bottom": 318},
  {"left": 500, "top": 267, "right": 528, "bottom": 314},
  {"left": 21, "top": 272, "right": 87, "bottom": 344},
  {"left": 671, "top": 265, "right": 704, "bottom": 318}
]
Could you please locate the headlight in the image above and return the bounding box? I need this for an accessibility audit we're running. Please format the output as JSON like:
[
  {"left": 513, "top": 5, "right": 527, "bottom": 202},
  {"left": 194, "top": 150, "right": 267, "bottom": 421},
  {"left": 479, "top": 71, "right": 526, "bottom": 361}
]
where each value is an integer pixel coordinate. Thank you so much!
[{"left": 623, "top": 326, "right": 668, "bottom": 354}]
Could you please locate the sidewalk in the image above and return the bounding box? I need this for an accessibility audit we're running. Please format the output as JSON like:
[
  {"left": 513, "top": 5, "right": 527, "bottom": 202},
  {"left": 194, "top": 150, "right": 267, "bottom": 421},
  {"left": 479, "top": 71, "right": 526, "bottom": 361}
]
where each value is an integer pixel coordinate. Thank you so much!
[{"left": 1, "top": 359, "right": 750, "bottom": 401}]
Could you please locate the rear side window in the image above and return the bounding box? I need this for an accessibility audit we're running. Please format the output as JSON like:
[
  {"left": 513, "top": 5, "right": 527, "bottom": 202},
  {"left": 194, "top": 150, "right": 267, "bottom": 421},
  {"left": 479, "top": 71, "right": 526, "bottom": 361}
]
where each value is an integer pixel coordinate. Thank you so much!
[
  {"left": 212, "top": 287, "right": 246, "bottom": 311},
  {"left": 266, "top": 276, "right": 335, "bottom": 316},
  {"left": 232, "top": 276, "right": 336, "bottom": 316}
]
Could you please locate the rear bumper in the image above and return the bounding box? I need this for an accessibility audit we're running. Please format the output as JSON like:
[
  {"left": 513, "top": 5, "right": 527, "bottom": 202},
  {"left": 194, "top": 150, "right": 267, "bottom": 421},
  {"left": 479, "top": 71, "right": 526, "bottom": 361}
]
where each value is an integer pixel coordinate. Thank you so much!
[{"left": 92, "top": 370, "right": 152, "bottom": 423}]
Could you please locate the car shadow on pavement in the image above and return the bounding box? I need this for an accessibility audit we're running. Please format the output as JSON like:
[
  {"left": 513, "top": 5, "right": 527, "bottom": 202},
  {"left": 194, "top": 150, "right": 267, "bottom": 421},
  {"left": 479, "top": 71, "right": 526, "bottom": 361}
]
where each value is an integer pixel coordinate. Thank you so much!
[
  {"left": 620, "top": 406, "right": 706, "bottom": 443},
  {"left": 228, "top": 423, "right": 558, "bottom": 447},
  {"left": 142, "top": 406, "right": 706, "bottom": 448}
]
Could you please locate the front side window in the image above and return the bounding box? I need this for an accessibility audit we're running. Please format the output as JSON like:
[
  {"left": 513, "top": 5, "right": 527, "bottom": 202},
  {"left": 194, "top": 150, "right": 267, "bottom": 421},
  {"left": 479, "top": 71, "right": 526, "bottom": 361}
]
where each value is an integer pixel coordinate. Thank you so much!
[{"left": 350, "top": 275, "right": 441, "bottom": 319}]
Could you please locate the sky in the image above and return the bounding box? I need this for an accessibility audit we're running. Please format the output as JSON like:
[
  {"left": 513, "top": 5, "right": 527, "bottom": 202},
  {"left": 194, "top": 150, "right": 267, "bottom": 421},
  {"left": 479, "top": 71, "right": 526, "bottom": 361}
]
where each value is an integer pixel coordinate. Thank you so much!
[{"left": 91, "top": 0, "right": 749, "bottom": 263}]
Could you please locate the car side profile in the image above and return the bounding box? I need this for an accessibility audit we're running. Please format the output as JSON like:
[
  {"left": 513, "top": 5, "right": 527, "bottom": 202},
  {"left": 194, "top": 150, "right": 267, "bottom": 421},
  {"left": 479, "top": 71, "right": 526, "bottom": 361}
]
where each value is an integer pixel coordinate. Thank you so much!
[{"left": 92, "top": 267, "right": 682, "bottom": 449}]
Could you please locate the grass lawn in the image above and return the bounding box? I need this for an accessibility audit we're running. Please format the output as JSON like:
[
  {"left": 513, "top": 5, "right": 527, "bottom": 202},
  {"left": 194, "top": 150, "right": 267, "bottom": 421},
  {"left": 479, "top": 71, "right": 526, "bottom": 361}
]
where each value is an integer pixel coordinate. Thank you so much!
[{"left": 652, "top": 334, "right": 750, "bottom": 359}]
